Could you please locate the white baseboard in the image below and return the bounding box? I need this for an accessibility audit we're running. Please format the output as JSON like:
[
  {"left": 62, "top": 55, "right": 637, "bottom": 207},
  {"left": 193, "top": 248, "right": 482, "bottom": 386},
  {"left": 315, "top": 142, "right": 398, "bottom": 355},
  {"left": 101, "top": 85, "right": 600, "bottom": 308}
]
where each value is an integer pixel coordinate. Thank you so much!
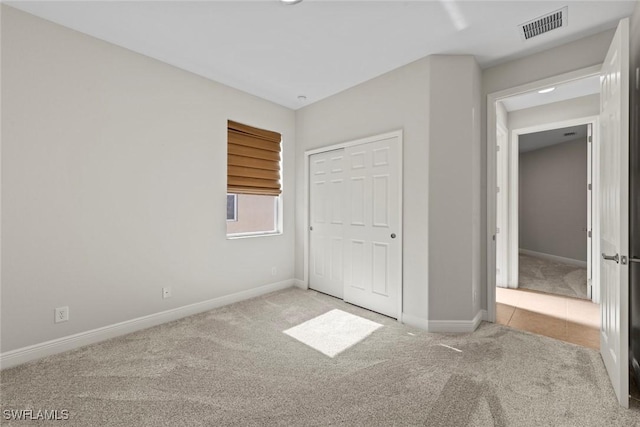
[
  {"left": 519, "top": 249, "right": 587, "bottom": 268},
  {"left": 293, "top": 279, "right": 307, "bottom": 290},
  {"left": 0, "top": 279, "right": 295, "bottom": 370},
  {"left": 428, "top": 310, "right": 484, "bottom": 333},
  {"left": 401, "top": 313, "right": 428, "bottom": 331}
]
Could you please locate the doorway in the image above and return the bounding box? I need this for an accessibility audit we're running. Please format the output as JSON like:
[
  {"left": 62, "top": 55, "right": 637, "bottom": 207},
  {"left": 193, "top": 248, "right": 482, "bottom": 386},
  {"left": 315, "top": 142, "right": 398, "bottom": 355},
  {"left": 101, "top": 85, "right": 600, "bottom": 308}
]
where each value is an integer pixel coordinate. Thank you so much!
[
  {"left": 305, "top": 131, "right": 403, "bottom": 320},
  {"left": 487, "top": 18, "right": 631, "bottom": 407},
  {"left": 500, "top": 121, "right": 597, "bottom": 302},
  {"left": 487, "top": 65, "right": 604, "bottom": 321},
  {"left": 493, "top": 109, "right": 600, "bottom": 349}
]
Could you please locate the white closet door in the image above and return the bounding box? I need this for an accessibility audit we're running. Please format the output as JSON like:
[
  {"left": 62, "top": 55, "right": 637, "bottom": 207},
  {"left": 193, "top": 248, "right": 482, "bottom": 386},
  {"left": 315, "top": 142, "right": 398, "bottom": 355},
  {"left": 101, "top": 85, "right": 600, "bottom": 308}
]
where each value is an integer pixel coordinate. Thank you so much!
[
  {"left": 343, "top": 135, "right": 402, "bottom": 318},
  {"left": 309, "top": 149, "right": 346, "bottom": 299}
]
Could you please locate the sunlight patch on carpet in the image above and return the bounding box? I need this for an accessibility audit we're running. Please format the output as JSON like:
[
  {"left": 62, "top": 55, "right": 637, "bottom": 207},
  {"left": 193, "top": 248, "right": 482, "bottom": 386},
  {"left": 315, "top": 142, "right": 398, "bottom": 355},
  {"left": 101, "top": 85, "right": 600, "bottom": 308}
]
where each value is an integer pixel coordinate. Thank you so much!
[{"left": 283, "top": 309, "right": 383, "bottom": 357}]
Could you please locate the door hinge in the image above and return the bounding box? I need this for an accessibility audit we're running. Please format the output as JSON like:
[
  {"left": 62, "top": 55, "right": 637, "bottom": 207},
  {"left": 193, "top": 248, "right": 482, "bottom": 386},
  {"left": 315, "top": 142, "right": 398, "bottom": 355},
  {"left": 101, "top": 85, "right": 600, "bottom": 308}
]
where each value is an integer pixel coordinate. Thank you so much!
[
  {"left": 588, "top": 183, "right": 592, "bottom": 191},
  {"left": 588, "top": 136, "right": 592, "bottom": 143},
  {"left": 497, "top": 186, "right": 500, "bottom": 193},
  {"left": 588, "top": 230, "right": 592, "bottom": 238},
  {"left": 497, "top": 145, "right": 501, "bottom": 152}
]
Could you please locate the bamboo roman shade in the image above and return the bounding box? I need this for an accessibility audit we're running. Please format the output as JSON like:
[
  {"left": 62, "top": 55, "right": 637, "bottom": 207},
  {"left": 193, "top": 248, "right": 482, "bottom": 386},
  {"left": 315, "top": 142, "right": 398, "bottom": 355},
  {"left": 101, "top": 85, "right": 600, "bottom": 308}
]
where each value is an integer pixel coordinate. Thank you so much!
[{"left": 227, "top": 120, "right": 282, "bottom": 196}]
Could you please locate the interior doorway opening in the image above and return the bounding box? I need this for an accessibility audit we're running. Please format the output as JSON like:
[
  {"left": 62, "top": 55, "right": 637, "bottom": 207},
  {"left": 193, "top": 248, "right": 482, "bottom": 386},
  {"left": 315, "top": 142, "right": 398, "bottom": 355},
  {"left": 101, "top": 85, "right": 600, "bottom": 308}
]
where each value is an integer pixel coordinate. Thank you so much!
[
  {"left": 495, "top": 115, "right": 601, "bottom": 350},
  {"left": 489, "top": 72, "right": 602, "bottom": 350},
  {"left": 517, "top": 124, "right": 592, "bottom": 301},
  {"left": 498, "top": 121, "right": 597, "bottom": 302},
  {"left": 487, "top": 18, "right": 631, "bottom": 408}
]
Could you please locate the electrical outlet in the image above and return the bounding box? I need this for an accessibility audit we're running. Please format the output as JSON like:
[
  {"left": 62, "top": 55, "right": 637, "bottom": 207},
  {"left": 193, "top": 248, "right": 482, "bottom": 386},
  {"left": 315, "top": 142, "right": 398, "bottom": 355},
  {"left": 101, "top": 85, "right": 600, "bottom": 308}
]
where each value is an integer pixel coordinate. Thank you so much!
[
  {"left": 162, "top": 287, "right": 172, "bottom": 299},
  {"left": 55, "top": 306, "right": 69, "bottom": 323},
  {"left": 271, "top": 267, "right": 277, "bottom": 276}
]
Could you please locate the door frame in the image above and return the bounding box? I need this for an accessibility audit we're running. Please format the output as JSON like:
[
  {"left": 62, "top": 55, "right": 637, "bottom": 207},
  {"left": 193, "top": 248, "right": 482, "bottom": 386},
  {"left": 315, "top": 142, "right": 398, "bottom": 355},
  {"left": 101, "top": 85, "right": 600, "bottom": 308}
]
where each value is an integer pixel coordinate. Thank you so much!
[
  {"left": 505, "top": 116, "right": 599, "bottom": 303},
  {"left": 303, "top": 130, "right": 404, "bottom": 321},
  {"left": 495, "top": 122, "right": 509, "bottom": 288},
  {"left": 486, "top": 64, "right": 602, "bottom": 322}
]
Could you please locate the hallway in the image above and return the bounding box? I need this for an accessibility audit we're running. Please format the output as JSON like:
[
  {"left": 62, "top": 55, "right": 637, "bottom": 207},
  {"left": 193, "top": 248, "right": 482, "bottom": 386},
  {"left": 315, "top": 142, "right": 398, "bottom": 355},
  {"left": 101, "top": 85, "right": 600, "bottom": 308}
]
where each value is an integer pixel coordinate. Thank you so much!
[{"left": 496, "top": 287, "right": 599, "bottom": 349}]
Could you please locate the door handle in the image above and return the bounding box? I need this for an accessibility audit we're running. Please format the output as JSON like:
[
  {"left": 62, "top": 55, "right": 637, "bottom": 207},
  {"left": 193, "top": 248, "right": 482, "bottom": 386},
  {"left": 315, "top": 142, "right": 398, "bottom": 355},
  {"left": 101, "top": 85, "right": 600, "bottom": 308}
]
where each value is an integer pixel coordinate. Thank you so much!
[{"left": 602, "top": 253, "right": 619, "bottom": 263}]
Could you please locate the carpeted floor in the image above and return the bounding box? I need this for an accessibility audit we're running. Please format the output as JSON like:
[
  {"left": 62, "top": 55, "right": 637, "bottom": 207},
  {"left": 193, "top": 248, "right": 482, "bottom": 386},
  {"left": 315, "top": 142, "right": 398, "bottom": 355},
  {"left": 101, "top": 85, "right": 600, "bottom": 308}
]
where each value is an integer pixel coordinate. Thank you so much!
[
  {"left": 2, "top": 288, "right": 638, "bottom": 426},
  {"left": 519, "top": 253, "right": 589, "bottom": 300}
]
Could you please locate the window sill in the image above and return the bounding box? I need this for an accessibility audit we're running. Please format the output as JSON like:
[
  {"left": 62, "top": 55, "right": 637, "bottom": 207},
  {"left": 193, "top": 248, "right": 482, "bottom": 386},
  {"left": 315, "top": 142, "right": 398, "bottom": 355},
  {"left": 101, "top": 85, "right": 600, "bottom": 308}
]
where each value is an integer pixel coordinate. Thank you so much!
[{"left": 226, "top": 231, "right": 282, "bottom": 240}]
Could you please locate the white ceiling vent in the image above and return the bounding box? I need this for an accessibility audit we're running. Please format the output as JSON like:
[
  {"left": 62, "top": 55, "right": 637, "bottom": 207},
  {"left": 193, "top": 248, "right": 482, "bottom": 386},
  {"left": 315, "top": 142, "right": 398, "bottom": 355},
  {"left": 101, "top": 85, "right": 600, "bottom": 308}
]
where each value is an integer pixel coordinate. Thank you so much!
[{"left": 519, "top": 7, "right": 568, "bottom": 40}]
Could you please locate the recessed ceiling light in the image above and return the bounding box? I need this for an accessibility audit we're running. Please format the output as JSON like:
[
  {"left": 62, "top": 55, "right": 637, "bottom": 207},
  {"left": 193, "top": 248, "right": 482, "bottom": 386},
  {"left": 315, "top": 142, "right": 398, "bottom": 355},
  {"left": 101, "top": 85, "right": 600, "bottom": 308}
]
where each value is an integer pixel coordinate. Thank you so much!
[
  {"left": 298, "top": 95, "right": 307, "bottom": 101},
  {"left": 538, "top": 87, "right": 556, "bottom": 94},
  {"left": 281, "top": 0, "right": 303, "bottom": 5}
]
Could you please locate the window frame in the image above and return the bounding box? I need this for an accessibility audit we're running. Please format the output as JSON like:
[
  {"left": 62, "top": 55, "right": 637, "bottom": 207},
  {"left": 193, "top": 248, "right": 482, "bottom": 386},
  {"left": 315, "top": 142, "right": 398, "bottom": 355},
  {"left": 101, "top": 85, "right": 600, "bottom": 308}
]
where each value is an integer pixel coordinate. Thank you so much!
[
  {"left": 226, "top": 194, "right": 282, "bottom": 239},
  {"left": 226, "top": 194, "right": 238, "bottom": 222},
  {"left": 226, "top": 119, "right": 284, "bottom": 239}
]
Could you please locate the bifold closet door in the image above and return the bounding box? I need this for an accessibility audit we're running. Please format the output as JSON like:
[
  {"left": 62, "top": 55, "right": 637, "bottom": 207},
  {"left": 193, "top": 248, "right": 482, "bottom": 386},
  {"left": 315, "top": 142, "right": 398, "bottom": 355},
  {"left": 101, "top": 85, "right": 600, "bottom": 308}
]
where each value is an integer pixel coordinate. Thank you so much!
[{"left": 309, "top": 149, "right": 346, "bottom": 299}]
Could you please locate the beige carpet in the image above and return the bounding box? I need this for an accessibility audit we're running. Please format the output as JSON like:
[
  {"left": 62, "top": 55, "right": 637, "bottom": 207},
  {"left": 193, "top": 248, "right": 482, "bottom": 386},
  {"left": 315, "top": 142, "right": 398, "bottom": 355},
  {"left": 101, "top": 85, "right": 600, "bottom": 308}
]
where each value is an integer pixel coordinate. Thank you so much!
[
  {"left": 2, "top": 288, "right": 639, "bottom": 426},
  {"left": 519, "top": 253, "right": 589, "bottom": 300}
]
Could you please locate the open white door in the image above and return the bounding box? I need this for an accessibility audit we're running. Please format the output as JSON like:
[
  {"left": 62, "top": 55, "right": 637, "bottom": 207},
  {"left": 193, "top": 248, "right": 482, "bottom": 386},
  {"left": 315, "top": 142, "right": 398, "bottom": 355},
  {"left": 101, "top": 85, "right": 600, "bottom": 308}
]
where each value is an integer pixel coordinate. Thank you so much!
[{"left": 599, "top": 18, "right": 630, "bottom": 408}]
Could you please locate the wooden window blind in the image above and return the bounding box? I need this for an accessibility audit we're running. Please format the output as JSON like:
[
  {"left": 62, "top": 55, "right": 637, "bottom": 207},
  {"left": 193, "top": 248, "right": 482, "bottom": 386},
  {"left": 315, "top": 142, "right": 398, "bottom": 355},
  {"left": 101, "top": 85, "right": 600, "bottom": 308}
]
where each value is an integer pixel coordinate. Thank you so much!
[{"left": 227, "top": 120, "right": 282, "bottom": 196}]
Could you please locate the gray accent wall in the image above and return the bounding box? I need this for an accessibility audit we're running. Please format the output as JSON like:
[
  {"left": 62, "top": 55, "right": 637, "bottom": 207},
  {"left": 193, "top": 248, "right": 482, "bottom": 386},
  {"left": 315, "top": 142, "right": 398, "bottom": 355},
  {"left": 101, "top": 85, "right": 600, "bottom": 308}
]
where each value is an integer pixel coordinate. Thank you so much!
[{"left": 519, "top": 138, "right": 588, "bottom": 262}]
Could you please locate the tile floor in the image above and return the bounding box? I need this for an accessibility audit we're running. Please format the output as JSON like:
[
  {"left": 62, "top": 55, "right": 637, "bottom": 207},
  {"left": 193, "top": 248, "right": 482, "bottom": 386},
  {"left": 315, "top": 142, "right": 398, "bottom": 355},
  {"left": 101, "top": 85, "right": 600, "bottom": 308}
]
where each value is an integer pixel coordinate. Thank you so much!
[{"left": 496, "top": 286, "right": 600, "bottom": 349}]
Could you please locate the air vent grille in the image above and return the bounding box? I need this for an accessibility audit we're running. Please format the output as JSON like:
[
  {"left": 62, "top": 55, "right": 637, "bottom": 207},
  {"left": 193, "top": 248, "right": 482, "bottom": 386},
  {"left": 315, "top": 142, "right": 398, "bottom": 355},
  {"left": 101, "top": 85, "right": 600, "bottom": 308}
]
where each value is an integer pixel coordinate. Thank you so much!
[{"left": 519, "top": 7, "right": 568, "bottom": 40}]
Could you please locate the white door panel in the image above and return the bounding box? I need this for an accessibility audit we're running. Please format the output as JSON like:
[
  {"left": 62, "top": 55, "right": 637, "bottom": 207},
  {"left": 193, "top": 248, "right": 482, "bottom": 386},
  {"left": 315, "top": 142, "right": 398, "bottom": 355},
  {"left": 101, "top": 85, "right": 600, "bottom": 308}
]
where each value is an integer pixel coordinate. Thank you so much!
[
  {"left": 309, "top": 132, "right": 402, "bottom": 319},
  {"left": 343, "top": 136, "right": 402, "bottom": 318},
  {"left": 599, "top": 18, "right": 629, "bottom": 408},
  {"left": 309, "top": 149, "right": 345, "bottom": 299}
]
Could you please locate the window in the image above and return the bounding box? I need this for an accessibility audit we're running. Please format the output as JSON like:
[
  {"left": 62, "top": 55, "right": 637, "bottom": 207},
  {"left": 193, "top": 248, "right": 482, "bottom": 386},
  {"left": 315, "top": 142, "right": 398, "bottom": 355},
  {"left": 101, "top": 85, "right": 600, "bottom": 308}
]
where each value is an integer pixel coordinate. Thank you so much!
[
  {"left": 226, "top": 194, "right": 237, "bottom": 221},
  {"left": 227, "top": 120, "right": 281, "bottom": 237}
]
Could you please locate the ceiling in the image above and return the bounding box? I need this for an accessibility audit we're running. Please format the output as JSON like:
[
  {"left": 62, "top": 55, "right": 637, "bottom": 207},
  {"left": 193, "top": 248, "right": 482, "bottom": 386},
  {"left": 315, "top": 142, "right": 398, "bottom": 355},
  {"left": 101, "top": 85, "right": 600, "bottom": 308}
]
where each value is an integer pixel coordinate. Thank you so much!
[
  {"left": 519, "top": 124, "right": 588, "bottom": 153},
  {"left": 8, "top": 1, "right": 636, "bottom": 109},
  {"left": 501, "top": 75, "right": 601, "bottom": 112}
]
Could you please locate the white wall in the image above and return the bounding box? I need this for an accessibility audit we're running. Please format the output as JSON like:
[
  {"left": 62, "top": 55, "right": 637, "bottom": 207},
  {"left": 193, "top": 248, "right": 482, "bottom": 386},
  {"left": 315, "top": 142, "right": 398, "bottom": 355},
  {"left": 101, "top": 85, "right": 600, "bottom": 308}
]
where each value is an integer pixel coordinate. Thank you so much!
[
  {"left": 508, "top": 94, "right": 600, "bottom": 131},
  {"left": 428, "top": 56, "right": 482, "bottom": 322},
  {"left": 480, "top": 29, "right": 615, "bottom": 311},
  {"left": 295, "top": 57, "right": 431, "bottom": 325},
  {"left": 1, "top": 6, "right": 296, "bottom": 353}
]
